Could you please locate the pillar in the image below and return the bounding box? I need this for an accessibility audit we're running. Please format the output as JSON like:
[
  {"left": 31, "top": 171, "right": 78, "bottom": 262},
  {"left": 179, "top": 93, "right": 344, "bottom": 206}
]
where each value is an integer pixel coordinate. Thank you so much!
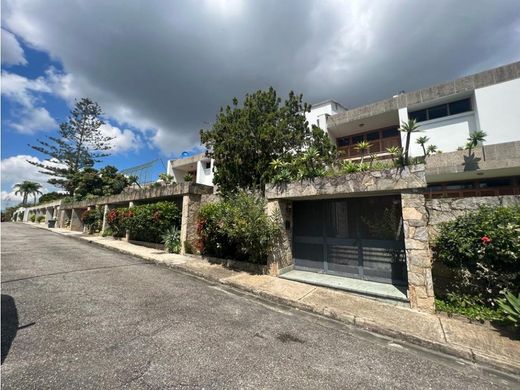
[
  {"left": 125, "top": 202, "right": 134, "bottom": 241},
  {"left": 179, "top": 194, "right": 201, "bottom": 254},
  {"left": 45, "top": 207, "right": 53, "bottom": 222},
  {"left": 265, "top": 199, "right": 293, "bottom": 276},
  {"left": 70, "top": 208, "right": 84, "bottom": 231},
  {"left": 101, "top": 204, "right": 113, "bottom": 235},
  {"left": 401, "top": 192, "right": 435, "bottom": 312}
]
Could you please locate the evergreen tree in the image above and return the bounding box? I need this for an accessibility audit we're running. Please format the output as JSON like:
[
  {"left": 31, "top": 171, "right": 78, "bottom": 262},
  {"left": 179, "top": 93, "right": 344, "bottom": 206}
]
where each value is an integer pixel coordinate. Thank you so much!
[{"left": 29, "top": 98, "right": 113, "bottom": 195}]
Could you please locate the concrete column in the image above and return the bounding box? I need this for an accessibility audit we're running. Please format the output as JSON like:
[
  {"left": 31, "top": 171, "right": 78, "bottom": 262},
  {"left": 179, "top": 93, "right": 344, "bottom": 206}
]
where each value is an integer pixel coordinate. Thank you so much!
[
  {"left": 401, "top": 192, "right": 435, "bottom": 312},
  {"left": 45, "top": 207, "right": 53, "bottom": 222},
  {"left": 101, "top": 204, "right": 113, "bottom": 235},
  {"left": 265, "top": 199, "right": 293, "bottom": 276},
  {"left": 180, "top": 194, "right": 202, "bottom": 254},
  {"left": 125, "top": 202, "right": 135, "bottom": 241},
  {"left": 70, "top": 208, "right": 84, "bottom": 231}
]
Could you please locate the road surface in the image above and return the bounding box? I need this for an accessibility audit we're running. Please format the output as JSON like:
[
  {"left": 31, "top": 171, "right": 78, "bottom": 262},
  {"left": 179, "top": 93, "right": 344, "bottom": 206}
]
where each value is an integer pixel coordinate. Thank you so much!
[{"left": 1, "top": 223, "right": 516, "bottom": 389}]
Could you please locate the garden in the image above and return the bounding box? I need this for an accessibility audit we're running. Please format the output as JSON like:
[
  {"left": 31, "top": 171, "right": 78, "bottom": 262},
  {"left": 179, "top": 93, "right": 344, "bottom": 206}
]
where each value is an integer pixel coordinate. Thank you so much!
[{"left": 432, "top": 205, "right": 520, "bottom": 329}]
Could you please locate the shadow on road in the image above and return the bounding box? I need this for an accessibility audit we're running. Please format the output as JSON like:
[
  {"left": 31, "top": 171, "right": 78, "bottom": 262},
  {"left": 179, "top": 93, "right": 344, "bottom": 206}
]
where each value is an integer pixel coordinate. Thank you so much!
[{"left": 1, "top": 294, "right": 19, "bottom": 364}]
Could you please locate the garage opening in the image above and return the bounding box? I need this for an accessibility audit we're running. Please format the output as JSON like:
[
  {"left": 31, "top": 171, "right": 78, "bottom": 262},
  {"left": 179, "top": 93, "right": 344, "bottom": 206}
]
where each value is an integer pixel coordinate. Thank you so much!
[{"left": 292, "top": 195, "right": 406, "bottom": 286}]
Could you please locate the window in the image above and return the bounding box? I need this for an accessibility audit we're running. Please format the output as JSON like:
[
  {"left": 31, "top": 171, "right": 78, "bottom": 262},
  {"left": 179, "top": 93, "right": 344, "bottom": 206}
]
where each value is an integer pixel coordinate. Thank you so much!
[
  {"left": 479, "top": 178, "right": 511, "bottom": 188},
  {"left": 316, "top": 118, "right": 320, "bottom": 128},
  {"left": 205, "top": 161, "right": 211, "bottom": 169},
  {"left": 409, "top": 98, "right": 472, "bottom": 122},
  {"left": 352, "top": 135, "right": 364, "bottom": 144},
  {"left": 382, "top": 128, "right": 399, "bottom": 138},
  {"left": 337, "top": 137, "right": 349, "bottom": 147},
  {"left": 366, "top": 131, "right": 379, "bottom": 141}
]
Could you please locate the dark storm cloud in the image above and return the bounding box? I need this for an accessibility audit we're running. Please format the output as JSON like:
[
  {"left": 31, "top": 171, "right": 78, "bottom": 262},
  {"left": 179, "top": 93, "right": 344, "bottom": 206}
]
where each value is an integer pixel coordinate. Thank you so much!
[{"left": 3, "top": 0, "right": 519, "bottom": 154}]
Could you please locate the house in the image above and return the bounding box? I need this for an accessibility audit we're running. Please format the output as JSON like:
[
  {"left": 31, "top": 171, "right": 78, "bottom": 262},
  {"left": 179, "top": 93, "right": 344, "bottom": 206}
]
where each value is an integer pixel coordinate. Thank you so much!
[{"left": 166, "top": 152, "right": 215, "bottom": 186}]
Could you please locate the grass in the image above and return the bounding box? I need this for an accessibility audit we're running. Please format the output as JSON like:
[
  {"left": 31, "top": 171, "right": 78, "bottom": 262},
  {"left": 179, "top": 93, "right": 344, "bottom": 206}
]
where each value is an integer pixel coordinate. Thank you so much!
[{"left": 435, "top": 295, "right": 505, "bottom": 322}]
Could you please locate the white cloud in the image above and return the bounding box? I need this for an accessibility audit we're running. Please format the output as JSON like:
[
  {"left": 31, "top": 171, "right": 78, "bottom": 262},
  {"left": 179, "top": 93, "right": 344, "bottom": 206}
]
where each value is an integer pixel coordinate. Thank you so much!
[
  {"left": 1, "top": 70, "right": 57, "bottom": 133},
  {"left": 0, "top": 154, "right": 62, "bottom": 208},
  {"left": 1, "top": 28, "right": 27, "bottom": 66},
  {"left": 99, "top": 123, "right": 142, "bottom": 154}
]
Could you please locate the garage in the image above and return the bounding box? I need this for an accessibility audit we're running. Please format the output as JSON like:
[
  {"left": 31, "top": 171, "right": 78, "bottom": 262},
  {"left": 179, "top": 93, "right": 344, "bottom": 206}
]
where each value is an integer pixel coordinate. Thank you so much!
[{"left": 292, "top": 195, "right": 407, "bottom": 285}]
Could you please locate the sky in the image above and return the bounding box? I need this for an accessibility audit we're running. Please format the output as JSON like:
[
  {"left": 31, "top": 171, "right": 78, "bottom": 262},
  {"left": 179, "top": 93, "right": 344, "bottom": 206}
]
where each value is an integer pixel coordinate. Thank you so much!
[{"left": 1, "top": 0, "right": 520, "bottom": 208}]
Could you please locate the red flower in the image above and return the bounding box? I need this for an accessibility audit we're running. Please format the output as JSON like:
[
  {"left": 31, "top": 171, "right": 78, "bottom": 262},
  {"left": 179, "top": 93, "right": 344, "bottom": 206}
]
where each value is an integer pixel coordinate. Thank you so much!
[{"left": 481, "top": 236, "right": 491, "bottom": 245}]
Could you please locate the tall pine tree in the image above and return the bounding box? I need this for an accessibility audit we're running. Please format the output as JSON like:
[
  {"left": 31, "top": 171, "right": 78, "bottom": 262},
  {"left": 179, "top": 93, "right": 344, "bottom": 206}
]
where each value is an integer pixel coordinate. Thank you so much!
[{"left": 29, "top": 98, "right": 114, "bottom": 195}]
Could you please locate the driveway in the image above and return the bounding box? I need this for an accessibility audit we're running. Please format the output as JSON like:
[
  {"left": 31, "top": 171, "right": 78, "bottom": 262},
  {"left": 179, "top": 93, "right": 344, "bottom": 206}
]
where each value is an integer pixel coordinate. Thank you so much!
[{"left": 1, "top": 223, "right": 516, "bottom": 389}]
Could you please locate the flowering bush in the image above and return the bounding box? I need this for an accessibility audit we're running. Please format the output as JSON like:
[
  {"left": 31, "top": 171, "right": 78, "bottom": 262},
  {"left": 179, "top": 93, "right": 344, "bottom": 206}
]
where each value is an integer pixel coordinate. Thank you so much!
[
  {"left": 106, "top": 201, "right": 180, "bottom": 243},
  {"left": 197, "top": 192, "right": 280, "bottom": 264},
  {"left": 81, "top": 208, "right": 103, "bottom": 234},
  {"left": 433, "top": 205, "right": 520, "bottom": 304}
]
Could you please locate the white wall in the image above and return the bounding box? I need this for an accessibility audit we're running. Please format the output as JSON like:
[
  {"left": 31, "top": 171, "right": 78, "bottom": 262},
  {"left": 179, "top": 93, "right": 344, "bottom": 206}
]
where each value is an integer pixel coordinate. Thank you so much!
[
  {"left": 474, "top": 78, "right": 520, "bottom": 145},
  {"left": 406, "top": 112, "right": 476, "bottom": 157},
  {"left": 196, "top": 159, "right": 214, "bottom": 186},
  {"left": 306, "top": 101, "right": 347, "bottom": 131}
]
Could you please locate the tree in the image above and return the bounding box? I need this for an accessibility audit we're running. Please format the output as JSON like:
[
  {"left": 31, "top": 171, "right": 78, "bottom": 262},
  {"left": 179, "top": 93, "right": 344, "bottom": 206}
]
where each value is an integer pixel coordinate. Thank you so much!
[
  {"left": 416, "top": 136, "right": 429, "bottom": 157},
  {"left": 37, "top": 192, "right": 66, "bottom": 204},
  {"left": 426, "top": 144, "right": 438, "bottom": 155},
  {"left": 71, "top": 165, "right": 136, "bottom": 200},
  {"left": 466, "top": 130, "right": 487, "bottom": 155},
  {"left": 399, "top": 119, "right": 421, "bottom": 165},
  {"left": 14, "top": 181, "right": 42, "bottom": 206},
  {"left": 200, "top": 88, "right": 336, "bottom": 195},
  {"left": 29, "top": 98, "right": 113, "bottom": 195}
]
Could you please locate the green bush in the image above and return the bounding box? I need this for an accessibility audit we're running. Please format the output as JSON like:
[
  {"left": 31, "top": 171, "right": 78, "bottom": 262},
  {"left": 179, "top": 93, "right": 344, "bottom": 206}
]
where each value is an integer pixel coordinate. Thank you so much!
[
  {"left": 30, "top": 214, "right": 36, "bottom": 222},
  {"left": 36, "top": 215, "right": 45, "bottom": 223},
  {"left": 435, "top": 293, "right": 505, "bottom": 322},
  {"left": 197, "top": 192, "right": 280, "bottom": 264},
  {"left": 107, "top": 201, "right": 181, "bottom": 243},
  {"left": 81, "top": 208, "right": 103, "bottom": 233},
  {"left": 433, "top": 205, "right": 520, "bottom": 304}
]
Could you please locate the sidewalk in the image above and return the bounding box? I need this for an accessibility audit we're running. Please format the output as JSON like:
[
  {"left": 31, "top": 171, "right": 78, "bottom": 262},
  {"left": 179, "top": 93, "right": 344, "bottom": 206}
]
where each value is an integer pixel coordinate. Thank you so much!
[{"left": 26, "top": 223, "right": 520, "bottom": 376}]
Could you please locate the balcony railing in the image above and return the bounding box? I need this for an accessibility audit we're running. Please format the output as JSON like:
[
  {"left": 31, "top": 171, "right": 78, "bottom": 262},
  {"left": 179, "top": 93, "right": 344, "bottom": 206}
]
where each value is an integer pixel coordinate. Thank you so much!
[{"left": 336, "top": 126, "right": 401, "bottom": 159}]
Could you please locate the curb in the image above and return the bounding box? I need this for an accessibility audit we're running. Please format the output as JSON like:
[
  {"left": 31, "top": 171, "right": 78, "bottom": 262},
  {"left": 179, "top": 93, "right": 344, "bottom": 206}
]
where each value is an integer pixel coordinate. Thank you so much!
[{"left": 28, "top": 224, "right": 520, "bottom": 378}]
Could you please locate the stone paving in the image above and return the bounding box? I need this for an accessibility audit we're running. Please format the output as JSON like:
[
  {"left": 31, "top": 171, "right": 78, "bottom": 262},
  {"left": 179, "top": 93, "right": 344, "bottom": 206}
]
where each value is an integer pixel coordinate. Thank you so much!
[{"left": 25, "top": 222, "right": 520, "bottom": 376}]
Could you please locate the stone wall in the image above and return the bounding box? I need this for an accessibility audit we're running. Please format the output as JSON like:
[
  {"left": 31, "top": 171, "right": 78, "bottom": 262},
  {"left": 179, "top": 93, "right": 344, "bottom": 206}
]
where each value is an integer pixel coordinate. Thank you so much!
[
  {"left": 401, "top": 193, "right": 435, "bottom": 312},
  {"left": 266, "top": 165, "right": 426, "bottom": 200},
  {"left": 266, "top": 199, "right": 293, "bottom": 275},
  {"left": 426, "top": 195, "right": 520, "bottom": 239}
]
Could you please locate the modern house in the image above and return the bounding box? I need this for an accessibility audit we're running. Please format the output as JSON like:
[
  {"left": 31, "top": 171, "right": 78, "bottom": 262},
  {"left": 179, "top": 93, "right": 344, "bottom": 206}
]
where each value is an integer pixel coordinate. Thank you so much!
[{"left": 167, "top": 152, "right": 215, "bottom": 186}]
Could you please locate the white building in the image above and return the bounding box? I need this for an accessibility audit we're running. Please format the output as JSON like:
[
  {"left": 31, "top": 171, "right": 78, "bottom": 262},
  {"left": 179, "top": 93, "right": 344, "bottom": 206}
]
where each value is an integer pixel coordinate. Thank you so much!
[
  {"left": 327, "top": 61, "right": 520, "bottom": 160},
  {"left": 167, "top": 152, "right": 214, "bottom": 186}
]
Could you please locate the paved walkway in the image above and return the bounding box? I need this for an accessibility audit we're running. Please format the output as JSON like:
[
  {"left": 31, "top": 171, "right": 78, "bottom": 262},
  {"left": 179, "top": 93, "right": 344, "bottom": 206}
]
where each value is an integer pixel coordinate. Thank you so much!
[{"left": 25, "top": 222, "right": 520, "bottom": 376}]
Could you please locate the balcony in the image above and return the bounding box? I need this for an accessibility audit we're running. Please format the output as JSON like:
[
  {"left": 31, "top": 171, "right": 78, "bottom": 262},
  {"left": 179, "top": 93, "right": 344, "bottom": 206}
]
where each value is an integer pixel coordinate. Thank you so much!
[{"left": 336, "top": 126, "right": 402, "bottom": 159}]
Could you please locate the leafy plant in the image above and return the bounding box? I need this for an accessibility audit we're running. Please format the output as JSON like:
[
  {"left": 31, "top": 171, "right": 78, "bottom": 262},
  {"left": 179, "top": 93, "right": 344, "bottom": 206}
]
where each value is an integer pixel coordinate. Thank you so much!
[
  {"left": 161, "top": 226, "right": 181, "bottom": 253},
  {"left": 197, "top": 192, "right": 280, "bottom": 264},
  {"left": 416, "top": 136, "right": 429, "bottom": 157},
  {"left": 159, "top": 173, "right": 174, "bottom": 184},
  {"left": 14, "top": 181, "right": 43, "bottom": 206},
  {"left": 435, "top": 293, "right": 505, "bottom": 322},
  {"left": 497, "top": 291, "right": 520, "bottom": 327},
  {"left": 30, "top": 214, "right": 36, "bottom": 222},
  {"left": 433, "top": 205, "right": 520, "bottom": 304},
  {"left": 183, "top": 173, "right": 194, "bottom": 182},
  {"left": 426, "top": 144, "right": 438, "bottom": 155},
  {"left": 354, "top": 140, "right": 372, "bottom": 164},
  {"left": 36, "top": 215, "right": 45, "bottom": 223}
]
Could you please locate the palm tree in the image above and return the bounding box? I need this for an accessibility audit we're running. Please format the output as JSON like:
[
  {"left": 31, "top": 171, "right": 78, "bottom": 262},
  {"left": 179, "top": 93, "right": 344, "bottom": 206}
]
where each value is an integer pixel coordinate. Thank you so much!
[
  {"left": 426, "top": 144, "right": 438, "bottom": 155},
  {"left": 399, "top": 119, "right": 421, "bottom": 165},
  {"left": 386, "top": 146, "right": 402, "bottom": 165},
  {"left": 466, "top": 130, "right": 487, "bottom": 155},
  {"left": 14, "top": 181, "right": 42, "bottom": 206},
  {"left": 416, "top": 136, "right": 430, "bottom": 157},
  {"left": 354, "top": 140, "right": 372, "bottom": 164}
]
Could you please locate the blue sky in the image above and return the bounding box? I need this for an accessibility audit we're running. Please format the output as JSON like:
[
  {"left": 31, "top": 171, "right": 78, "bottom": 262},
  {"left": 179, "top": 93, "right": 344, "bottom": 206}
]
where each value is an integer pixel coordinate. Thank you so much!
[{"left": 2, "top": 0, "right": 519, "bottom": 209}]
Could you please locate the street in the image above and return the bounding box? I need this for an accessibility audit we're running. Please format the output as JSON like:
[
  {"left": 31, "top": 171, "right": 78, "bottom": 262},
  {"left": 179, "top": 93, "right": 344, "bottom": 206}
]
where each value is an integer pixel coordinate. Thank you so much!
[{"left": 1, "top": 223, "right": 516, "bottom": 389}]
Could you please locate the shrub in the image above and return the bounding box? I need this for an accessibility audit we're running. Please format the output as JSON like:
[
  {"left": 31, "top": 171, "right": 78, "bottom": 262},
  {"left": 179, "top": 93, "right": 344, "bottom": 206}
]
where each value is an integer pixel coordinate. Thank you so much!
[
  {"left": 435, "top": 293, "right": 505, "bottom": 322},
  {"left": 107, "top": 201, "right": 181, "bottom": 243},
  {"left": 30, "top": 214, "right": 36, "bottom": 222},
  {"left": 161, "top": 226, "right": 181, "bottom": 253},
  {"left": 433, "top": 205, "right": 520, "bottom": 305},
  {"left": 197, "top": 192, "right": 280, "bottom": 264},
  {"left": 497, "top": 291, "right": 520, "bottom": 327},
  {"left": 183, "top": 173, "right": 193, "bottom": 182},
  {"left": 36, "top": 215, "right": 45, "bottom": 223},
  {"left": 81, "top": 208, "right": 103, "bottom": 234}
]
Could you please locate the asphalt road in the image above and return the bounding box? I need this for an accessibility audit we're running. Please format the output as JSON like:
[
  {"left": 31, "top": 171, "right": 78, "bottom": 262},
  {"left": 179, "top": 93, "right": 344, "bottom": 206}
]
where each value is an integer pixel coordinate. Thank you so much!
[{"left": 1, "top": 223, "right": 517, "bottom": 389}]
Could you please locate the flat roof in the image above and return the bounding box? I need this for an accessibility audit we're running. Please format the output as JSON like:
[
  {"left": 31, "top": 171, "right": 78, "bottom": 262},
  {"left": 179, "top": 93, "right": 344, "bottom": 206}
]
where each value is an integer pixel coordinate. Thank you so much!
[{"left": 328, "top": 61, "right": 520, "bottom": 128}]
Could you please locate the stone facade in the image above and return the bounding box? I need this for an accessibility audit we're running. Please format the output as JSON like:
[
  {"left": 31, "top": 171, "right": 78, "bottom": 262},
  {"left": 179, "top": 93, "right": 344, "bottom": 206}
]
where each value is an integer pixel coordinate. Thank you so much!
[
  {"left": 180, "top": 193, "right": 202, "bottom": 255},
  {"left": 266, "top": 199, "right": 293, "bottom": 275},
  {"left": 426, "top": 195, "right": 520, "bottom": 239},
  {"left": 266, "top": 165, "right": 426, "bottom": 200},
  {"left": 401, "top": 192, "right": 435, "bottom": 312}
]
